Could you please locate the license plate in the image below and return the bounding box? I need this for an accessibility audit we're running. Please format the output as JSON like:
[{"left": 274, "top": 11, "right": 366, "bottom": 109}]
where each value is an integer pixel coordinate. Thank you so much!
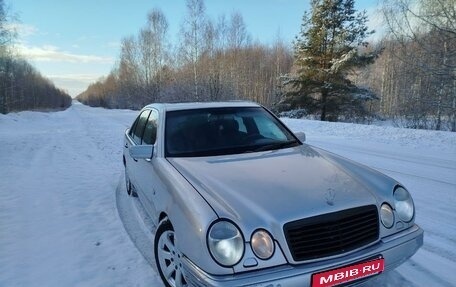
[{"left": 312, "top": 258, "right": 384, "bottom": 287}]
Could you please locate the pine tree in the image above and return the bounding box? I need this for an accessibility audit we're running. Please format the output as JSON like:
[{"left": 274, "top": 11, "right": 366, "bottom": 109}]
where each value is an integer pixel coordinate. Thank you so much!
[{"left": 283, "top": 0, "right": 379, "bottom": 121}]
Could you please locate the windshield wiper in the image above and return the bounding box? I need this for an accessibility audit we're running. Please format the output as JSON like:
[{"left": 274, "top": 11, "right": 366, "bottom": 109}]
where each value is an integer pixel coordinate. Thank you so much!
[{"left": 250, "top": 140, "right": 299, "bottom": 152}]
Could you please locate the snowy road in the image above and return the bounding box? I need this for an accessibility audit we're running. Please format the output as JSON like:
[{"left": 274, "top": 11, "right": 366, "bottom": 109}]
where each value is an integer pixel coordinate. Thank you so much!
[
  {"left": 0, "top": 103, "right": 162, "bottom": 286},
  {"left": 1, "top": 103, "right": 455, "bottom": 286}
]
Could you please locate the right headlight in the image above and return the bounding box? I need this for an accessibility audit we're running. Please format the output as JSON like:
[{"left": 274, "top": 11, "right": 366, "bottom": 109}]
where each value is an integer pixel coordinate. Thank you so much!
[
  {"left": 207, "top": 220, "right": 244, "bottom": 267},
  {"left": 394, "top": 186, "right": 414, "bottom": 222}
]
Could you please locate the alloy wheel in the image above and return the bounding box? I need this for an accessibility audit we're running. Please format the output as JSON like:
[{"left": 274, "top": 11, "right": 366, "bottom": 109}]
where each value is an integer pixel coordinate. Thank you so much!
[{"left": 155, "top": 223, "right": 188, "bottom": 287}]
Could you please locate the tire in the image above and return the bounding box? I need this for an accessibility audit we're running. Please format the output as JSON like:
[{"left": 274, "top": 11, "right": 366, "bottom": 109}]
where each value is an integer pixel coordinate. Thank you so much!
[
  {"left": 125, "top": 168, "right": 137, "bottom": 197},
  {"left": 154, "top": 220, "right": 188, "bottom": 287}
]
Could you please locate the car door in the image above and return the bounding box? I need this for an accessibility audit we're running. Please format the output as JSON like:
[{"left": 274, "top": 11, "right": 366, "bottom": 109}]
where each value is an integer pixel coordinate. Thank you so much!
[
  {"left": 125, "top": 109, "right": 156, "bottom": 215},
  {"left": 131, "top": 109, "right": 160, "bottom": 220},
  {"left": 125, "top": 110, "right": 150, "bottom": 184}
]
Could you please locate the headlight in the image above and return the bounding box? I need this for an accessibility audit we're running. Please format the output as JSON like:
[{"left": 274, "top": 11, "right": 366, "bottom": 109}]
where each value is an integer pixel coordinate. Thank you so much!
[
  {"left": 207, "top": 220, "right": 244, "bottom": 267},
  {"left": 394, "top": 186, "right": 414, "bottom": 222},
  {"left": 251, "top": 230, "right": 275, "bottom": 260},
  {"left": 380, "top": 203, "right": 394, "bottom": 228}
]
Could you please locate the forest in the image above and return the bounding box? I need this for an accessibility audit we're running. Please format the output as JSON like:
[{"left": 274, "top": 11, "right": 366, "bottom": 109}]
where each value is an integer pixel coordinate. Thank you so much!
[
  {"left": 76, "top": 0, "right": 455, "bottom": 131},
  {"left": 359, "top": 0, "right": 455, "bottom": 131},
  {"left": 1, "top": 0, "right": 454, "bottom": 131},
  {"left": 0, "top": 0, "right": 72, "bottom": 114},
  {"left": 77, "top": 6, "right": 293, "bottom": 111}
]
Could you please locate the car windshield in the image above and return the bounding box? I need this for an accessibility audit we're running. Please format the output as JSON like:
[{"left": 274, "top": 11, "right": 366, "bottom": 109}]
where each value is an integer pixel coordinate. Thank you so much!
[{"left": 165, "top": 107, "right": 300, "bottom": 157}]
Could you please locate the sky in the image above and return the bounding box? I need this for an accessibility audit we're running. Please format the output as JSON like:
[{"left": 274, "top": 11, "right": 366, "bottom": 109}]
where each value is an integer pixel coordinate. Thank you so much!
[{"left": 8, "top": 0, "right": 382, "bottom": 97}]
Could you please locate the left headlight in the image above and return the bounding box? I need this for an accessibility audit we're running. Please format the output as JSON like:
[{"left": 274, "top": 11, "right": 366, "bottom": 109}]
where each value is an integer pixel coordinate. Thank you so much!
[
  {"left": 394, "top": 186, "right": 414, "bottom": 222},
  {"left": 207, "top": 220, "right": 244, "bottom": 267}
]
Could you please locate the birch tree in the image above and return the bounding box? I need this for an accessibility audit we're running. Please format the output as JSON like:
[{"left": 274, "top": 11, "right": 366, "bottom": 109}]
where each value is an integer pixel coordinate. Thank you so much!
[
  {"left": 139, "top": 9, "right": 169, "bottom": 101},
  {"left": 382, "top": 0, "right": 456, "bottom": 130},
  {"left": 179, "top": 0, "right": 206, "bottom": 100}
]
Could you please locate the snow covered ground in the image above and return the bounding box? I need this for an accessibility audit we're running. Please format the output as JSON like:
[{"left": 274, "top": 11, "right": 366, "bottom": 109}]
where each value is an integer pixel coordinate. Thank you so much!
[{"left": 1, "top": 102, "right": 455, "bottom": 286}]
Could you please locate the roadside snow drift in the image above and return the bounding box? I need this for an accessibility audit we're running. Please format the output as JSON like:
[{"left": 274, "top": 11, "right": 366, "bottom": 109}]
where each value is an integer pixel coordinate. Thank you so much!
[{"left": 0, "top": 103, "right": 455, "bottom": 286}]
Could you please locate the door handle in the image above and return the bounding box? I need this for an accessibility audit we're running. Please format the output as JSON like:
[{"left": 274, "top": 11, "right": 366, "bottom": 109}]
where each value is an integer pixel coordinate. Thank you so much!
[{"left": 124, "top": 143, "right": 128, "bottom": 148}]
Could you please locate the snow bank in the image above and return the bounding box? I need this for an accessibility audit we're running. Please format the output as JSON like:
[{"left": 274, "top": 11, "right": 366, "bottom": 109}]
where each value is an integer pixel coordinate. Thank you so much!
[{"left": 283, "top": 118, "right": 456, "bottom": 154}]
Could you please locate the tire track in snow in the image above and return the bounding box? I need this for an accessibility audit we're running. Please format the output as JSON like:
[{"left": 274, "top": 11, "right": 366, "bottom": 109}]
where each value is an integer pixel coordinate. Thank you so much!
[
  {"left": 373, "top": 166, "right": 456, "bottom": 186},
  {"left": 309, "top": 140, "right": 456, "bottom": 172},
  {"left": 404, "top": 258, "right": 454, "bottom": 287},
  {"left": 116, "top": 174, "right": 160, "bottom": 274}
]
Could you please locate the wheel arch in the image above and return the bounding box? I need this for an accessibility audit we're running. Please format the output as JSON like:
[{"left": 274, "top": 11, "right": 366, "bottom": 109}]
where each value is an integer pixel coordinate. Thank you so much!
[{"left": 158, "top": 212, "right": 168, "bottom": 224}]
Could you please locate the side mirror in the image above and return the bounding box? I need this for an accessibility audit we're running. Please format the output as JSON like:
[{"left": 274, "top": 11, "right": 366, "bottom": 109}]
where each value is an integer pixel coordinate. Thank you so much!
[
  {"left": 295, "top": 132, "right": 306, "bottom": 142},
  {"left": 129, "top": 145, "right": 154, "bottom": 160}
]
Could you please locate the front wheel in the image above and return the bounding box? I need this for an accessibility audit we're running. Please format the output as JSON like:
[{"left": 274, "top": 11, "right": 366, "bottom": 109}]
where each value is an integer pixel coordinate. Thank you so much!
[{"left": 154, "top": 220, "right": 188, "bottom": 287}]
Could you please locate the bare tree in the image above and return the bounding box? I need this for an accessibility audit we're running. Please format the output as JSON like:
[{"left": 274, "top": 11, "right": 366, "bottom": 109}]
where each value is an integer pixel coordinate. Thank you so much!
[
  {"left": 227, "top": 12, "right": 251, "bottom": 99},
  {"left": 138, "top": 9, "right": 169, "bottom": 101},
  {"left": 179, "top": 0, "right": 207, "bottom": 100},
  {"left": 78, "top": 1, "right": 291, "bottom": 109},
  {"left": 0, "top": 0, "right": 16, "bottom": 48},
  {"left": 271, "top": 31, "right": 293, "bottom": 105},
  {"left": 118, "top": 36, "right": 143, "bottom": 106},
  {"left": 381, "top": 0, "right": 456, "bottom": 130},
  {"left": 228, "top": 12, "right": 251, "bottom": 51}
]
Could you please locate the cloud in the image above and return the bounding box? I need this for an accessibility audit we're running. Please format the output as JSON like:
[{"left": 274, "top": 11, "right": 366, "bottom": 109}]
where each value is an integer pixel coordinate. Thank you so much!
[
  {"left": 4, "top": 23, "right": 39, "bottom": 37},
  {"left": 46, "top": 74, "right": 105, "bottom": 97},
  {"left": 48, "top": 74, "right": 103, "bottom": 83},
  {"left": 15, "top": 44, "right": 114, "bottom": 64}
]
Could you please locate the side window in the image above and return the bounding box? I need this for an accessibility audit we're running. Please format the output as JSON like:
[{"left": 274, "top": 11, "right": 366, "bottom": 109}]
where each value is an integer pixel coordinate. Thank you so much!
[
  {"left": 142, "top": 109, "right": 158, "bottom": 145},
  {"left": 132, "top": 110, "right": 151, "bottom": 144},
  {"left": 129, "top": 117, "right": 139, "bottom": 137}
]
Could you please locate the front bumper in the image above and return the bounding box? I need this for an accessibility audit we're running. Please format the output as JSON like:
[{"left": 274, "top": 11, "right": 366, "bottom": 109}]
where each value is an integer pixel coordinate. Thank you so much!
[{"left": 182, "top": 224, "right": 423, "bottom": 287}]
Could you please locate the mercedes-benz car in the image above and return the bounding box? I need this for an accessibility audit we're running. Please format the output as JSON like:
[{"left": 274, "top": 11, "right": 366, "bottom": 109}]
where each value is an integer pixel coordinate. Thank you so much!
[{"left": 122, "top": 101, "right": 423, "bottom": 287}]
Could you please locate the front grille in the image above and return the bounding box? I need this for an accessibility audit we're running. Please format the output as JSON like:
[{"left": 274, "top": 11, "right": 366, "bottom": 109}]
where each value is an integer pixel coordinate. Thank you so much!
[{"left": 284, "top": 205, "right": 379, "bottom": 262}]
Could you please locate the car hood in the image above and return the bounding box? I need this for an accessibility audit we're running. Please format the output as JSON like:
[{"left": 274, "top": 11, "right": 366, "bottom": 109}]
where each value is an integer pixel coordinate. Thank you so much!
[{"left": 168, "top": 145, "right": 381, "bottom": 234}]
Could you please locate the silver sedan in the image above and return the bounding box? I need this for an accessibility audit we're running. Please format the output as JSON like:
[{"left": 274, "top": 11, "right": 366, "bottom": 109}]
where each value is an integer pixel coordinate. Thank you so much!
[{"left": 122, "top": 102, "right": 423, "bottom": 287}]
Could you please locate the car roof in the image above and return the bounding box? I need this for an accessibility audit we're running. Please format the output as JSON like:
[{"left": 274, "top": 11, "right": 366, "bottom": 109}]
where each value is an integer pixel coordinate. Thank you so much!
[{"left": 144, "top": 101, "right": 261, "bottom": 112}]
